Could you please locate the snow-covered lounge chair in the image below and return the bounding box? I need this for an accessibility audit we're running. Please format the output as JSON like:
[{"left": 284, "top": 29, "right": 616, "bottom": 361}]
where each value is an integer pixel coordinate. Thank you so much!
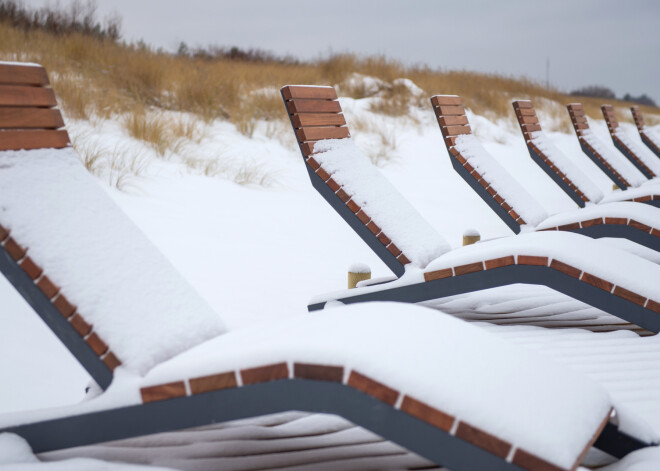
[
  {"left": 601, "top": 104, "right": 660, "bottom": 180},
  {"left": 566, "top": 103, "right": 656, "bottom": 194},
  {"left": 281, "top": 85, "right": 660, "bottom": 334},
  {"left": 515, "top": 100, "right": 660, "bottom": 209},
  {"left": 514, "top": 100, "right": 660, "bottom": 211},
  {"left": 630, "top": 105, "right": 660, "bottom": 159},
  {"left": 1, "top": 62, "right": 639, "bottom": 471},
  {"left": 430, "top": 96, "right": 660, "bottom": 254}
]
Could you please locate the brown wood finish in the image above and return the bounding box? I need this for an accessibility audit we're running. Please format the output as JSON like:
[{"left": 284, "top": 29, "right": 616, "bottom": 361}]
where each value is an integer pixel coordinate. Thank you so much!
[
  {"left": 431, "top": 95, "right": 462, "bottom": 106},
  {"left": 517, "top": 108, "right": 536, "bottom": 116},
  {"left": 19, "top": 256, "right": 42, "bottom": 279},
  {"left": 286, "top": 99, "right": 342, "bottom": 114},
  {"left": 103, "top": 351, "right": 121, "bottom": 371},
  {"left": 86, "top": 333, "right": 109, "bottom": 356},
  {"left": 400, "top": 395, "right": 454, "bottom": 431},
  {"left": 140, "top": 381, "right": 187, "bottom": 403},
  {"left": 453, "top": 261, "right": 484, "bottom": 276},
  {"left": 347, "top": 371, "right": 399, "bottom": 406},
  {"left": 241, "top": 362, "right": 289, "bottom": 384},
  {"left": 37, "top": 275, "right": 59, "bottom": 299},
  {"left": 522, "top": 123, "right": 542, "bottom": 133},
  {"left": 281, "top": 86, "right": 337, "bottom": 100},
  {"left": 0, "top": 85, "right": 57, "bottom": 107},
  {"left": 296, "top": 126, "right": 350, "bottom": 142},
  {"left": 435, "top": 105, "right": 465, "bottom": 115},
  {"left": 291, "top": 113, "right": 346, "bottom": 127},
  {"left": 0, "top": 64, "right": 49, "bottom": 86},
  {"left": 438, "top": 115, "right": 469, "bottom": 126},
  {"left": 514, "top": 101, "right": 533, "bottom": 109},
  {"left": 0, "top": 107, "right": 64, "bottom": 128},
  {"left": 0, "top": 130, "right": 71, "bottom": 150},
  {"left": 190, "top": 371, "right": 238, "bottom": 394},
  {"left": 455, "top": 422, "right": 511, "bottom": 459},
  {"left": 442, "top": 125, "right": 471, "bottom": 136},
  {"left": 294, "top": 363, "right": 344, "bottom": 382}
]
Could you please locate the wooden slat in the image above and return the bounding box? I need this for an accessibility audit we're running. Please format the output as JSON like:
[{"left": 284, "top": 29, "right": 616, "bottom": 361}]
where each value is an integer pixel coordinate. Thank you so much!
[
  {"left": 572, "top": 115, "right": 587, "bottom": 124},
  {"left": 296, "top": 126, "right": 349, "bottom": 142},
  {"left": 519, "top": 116, "right": 538, "bottom": 125},
  {"left": 442, "top": 125, "right": 471, "bottom": 136},
  {"left": 286, "top": 99, "right": 342, "bottom": 114},
  {"left": 0, "top": 85, "right": 57, "bottom": 107},
  {"left": 435, "top": 105, "right": 465, "bottom": 116},
  {"left": 291, "top": 113, "right": 346, "bottom": 128},
  {"left": 0, "top": 107, "right": 64, "bottom": 129},
  {"left": 300, "top": 142, "right": 316, "bottom": 156},
  {"left": 517, "top": 108, "right": 535, "bottom": 116},
  {"left": 523, "top": 123, "right": 542, "bottom": 133},
  {"left": 431, "top": 95, "right": 462, "bottom": 106},
  {"left": 513, "top": 101, "right": 533, "bottom": 109},
  {"left": 574, "top": 123, "right": 589, "bottom": 130},
  {"left": 0, "top": 64, "right": 49, "bottom": 86},
  {"left": 438, "top": 115, "right": 468, "bottom": 126},
  {"left": 0, "top": 130, "right": 70, "bottom": 150},
  {"left": 282, "top": 86, "right": 337, "bottom": 100},
  {"left": 568, "top": 103, "right": 584, "bottom": 110}
]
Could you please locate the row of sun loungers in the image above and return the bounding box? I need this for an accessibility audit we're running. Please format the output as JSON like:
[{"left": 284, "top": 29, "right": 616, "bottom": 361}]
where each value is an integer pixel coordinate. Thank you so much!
[{"left": 2, "top": 61, "right": 660, "bottom": 470}]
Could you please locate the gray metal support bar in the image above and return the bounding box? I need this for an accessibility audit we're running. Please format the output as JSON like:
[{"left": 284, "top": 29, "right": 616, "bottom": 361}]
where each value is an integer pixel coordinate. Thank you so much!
[
  {"left": 527, "top": 146, "right": 586, "bottom": 207},
  {"left": 449, "top": 155, "right": 521, "bottom": 234},
  {"left": 613, "top": 140, "right": 654, "bottom": 179},
  {"left": 641, "top": 135, "right": 660, "bottom": 159},
  {"left": 308, "top": 265, "right": 660, "bottom": 333},
  {"left": 0, "top": 246, "right": 112, "bottom": 389},
  {"left": 573, "top": 225, "right": 660, "bottom": 253},
  {"left": 4, "top": 379, "right": 530, "bottom": 471},
  {"left": 579, "top": 142, "right": 628, "bottom": 190}
]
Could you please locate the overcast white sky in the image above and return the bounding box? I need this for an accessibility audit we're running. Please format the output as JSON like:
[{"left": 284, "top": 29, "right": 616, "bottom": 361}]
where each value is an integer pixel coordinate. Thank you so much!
[{"left": 22, "top": 0, "right": 660, "bottom": 103}]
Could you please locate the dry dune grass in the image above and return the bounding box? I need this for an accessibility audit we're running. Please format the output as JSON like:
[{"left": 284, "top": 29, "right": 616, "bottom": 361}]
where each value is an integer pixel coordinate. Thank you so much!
[{"left": 0, "top": 22, "right": 657, "bottom": 141}]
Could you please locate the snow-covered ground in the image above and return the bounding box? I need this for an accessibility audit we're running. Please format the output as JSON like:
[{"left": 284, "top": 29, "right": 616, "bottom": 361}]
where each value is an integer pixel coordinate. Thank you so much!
[{"left": 2, "top": 78, "right": 660, "bottom": 469}]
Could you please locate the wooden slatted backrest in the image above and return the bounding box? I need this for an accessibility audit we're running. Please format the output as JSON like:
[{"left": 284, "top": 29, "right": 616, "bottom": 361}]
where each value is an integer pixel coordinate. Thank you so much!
[
  {"left": 630, "top": 106, "right": 645, "bottom": 131},
  {"left": 431, "top": 95, "right": 526, "bottom": 233},
  {"left": 512, "top": 100, "right": 590, "bottom": 206},
  {"left": 567, "top": 103, "right": 632, "bottom": 189},
  {"left": 601, "top": 104, "right": 619, "bottom": 132},
  {"left": 281, "top": 85, "right": 414, "bottom": 275},
  {"left": 0, "top": 63, "right": 70, "bottom": 151},
  {"left": 281, "top": 86, "right": 349, "bottom": 156},
  {"left": 602, "top": 104, "right": 656, "bottom": 178},
  {"left": 566, "top": 103, "right": 590, "bottom": 136},
  {"left": 429, "top": 95, "right": 471, "bottom": 146},
  {"left": 630, "top": 106, "right": 660, "bottom": 158},
  {"left": 511, "top": 100, "right": 541, "bottom": 142}
]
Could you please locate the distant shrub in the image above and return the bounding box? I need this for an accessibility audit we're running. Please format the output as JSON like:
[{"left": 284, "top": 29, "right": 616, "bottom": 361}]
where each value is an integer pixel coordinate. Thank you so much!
[
  {"left": 177, "top": 43, "right": 299, "bottom": 65},
  {"left": 0, "top": 0, "right": 121, "bottom": 41},
  {"left": 570, "top": 85, "right": 616, "bottom": 99},
  {"left": 623, "top": 93, "right": 657, "bottom": 107}
]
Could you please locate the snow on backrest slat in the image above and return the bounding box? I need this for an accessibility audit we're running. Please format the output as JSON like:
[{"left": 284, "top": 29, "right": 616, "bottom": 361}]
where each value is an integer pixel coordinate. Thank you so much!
[
  {"left": 0, "top": 148, "right": 226, "bottom": 375},
  {"left": 431, "top": 95, "right": 548, "bottom": 228},
  {"left": 513, "top": 100, "right": 604, "bottom": 204},
  {"left": 313, "top": 138, "right": 450, "bottom": 268},
  {"left": 631, "top": 106, "right": 660, "bottom": 159},
  {"left": 602, "top": 104, "right": 660, "bottom": 178},
  {"left": 453, "top": 134, "right": 548, "bottom": 227},
  {"left": 567, "top": 103, "right": 646, "bottom": 188},
  {"left": 283, "top": 85, "right": 450, "bottom": 269}
]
